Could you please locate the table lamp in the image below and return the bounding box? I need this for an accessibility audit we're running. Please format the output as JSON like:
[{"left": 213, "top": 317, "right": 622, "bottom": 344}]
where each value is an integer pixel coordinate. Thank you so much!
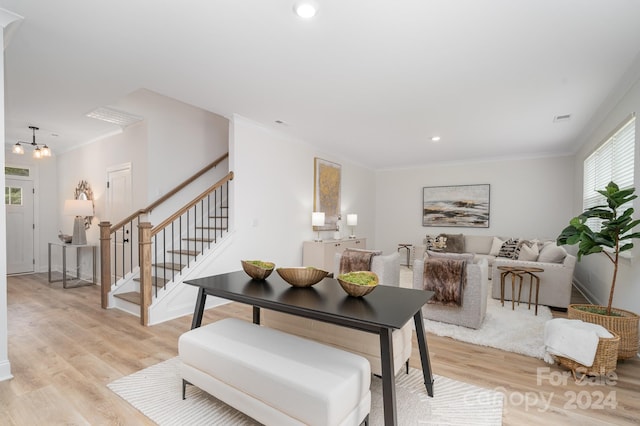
[
  {"left": 64, "top": 199, "right": 94, "bottom": 245},
  {"left": 312, "top": 212, "right": 325, "bottom": 242},
  {"left": 347, "top": 213, "right": 358, "bottom": 238}
]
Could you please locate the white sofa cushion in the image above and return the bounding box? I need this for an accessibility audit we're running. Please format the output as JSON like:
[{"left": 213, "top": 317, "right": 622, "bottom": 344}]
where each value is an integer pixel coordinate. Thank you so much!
[
  {"left": 464, "top": 235, "right": 494, "bottom": 254},
  {"left": 537, "top": 242, "right": 567, "bottom": 263},
  {"left": 518, "top": 242, "right": 539, "bottom": 261},
  {"left": 489, "top": 237, "right": 504, "bottom": 256}
]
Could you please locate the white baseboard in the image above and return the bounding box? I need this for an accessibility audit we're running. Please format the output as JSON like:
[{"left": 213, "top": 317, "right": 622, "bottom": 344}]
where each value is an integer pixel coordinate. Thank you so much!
[
  {"left": 571, "top": 277, "right": 599, "bottom": 305},
  {"left": 0, "top": 359, "right": 13, "bottom": 382}
]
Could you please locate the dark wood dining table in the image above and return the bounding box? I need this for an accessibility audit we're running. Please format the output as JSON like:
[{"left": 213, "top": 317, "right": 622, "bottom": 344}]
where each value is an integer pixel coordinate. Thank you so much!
[{"left": 185, "top": 270, "right": 435, "bottom": 426}]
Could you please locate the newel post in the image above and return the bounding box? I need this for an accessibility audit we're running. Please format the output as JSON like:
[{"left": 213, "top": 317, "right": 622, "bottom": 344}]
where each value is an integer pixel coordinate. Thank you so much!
[
  {"left": 99, "top": 221, "right": 112, "bottom": 309},
  {"left": 138, "top": 222, "right": 153, "bottom": 326}
]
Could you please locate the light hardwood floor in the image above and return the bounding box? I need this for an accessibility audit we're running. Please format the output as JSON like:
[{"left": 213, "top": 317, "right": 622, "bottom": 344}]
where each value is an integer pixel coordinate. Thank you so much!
[{"left": 1, "top": 272, "right": 638, "bottom": 425}]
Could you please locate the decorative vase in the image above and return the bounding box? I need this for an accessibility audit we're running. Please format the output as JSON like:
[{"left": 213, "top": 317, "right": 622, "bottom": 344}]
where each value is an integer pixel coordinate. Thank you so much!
[{"left": 568, "top": 304, "right": 639, "bottom": 360}]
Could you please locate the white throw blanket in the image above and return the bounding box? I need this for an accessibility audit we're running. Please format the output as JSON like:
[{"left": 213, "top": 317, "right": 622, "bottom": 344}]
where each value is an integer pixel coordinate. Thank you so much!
[{"left": 543, "top": 318, "right": 613, "bottom": 367}]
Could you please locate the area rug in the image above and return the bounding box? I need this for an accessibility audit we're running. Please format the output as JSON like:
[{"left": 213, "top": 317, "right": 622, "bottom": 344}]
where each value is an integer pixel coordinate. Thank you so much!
[
  {"left": 422, "top": 294, "right": 553, "bottom": 359},
  {"left": 400, "top": 267, "right": 552, "bottom": 359},
  {"left": 108, "top": 357, "right": 504, "bottom": 425}
]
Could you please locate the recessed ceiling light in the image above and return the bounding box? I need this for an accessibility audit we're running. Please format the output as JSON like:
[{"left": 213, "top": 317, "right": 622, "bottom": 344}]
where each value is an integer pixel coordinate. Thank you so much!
[
  {"left": 293, "top": 1, "right": 318, "bottom": 18},
  {"left": 431, "top": 136, "right": 441, "bottom": 142}
]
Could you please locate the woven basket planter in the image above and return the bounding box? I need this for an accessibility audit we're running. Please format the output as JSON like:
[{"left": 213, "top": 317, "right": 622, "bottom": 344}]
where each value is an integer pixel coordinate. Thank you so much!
[
  {"left": 568, "top": 304, "right": 639, "bottom": 360},
  {"left": 556, "top": 331, "right": 620, "bottom": 378}
]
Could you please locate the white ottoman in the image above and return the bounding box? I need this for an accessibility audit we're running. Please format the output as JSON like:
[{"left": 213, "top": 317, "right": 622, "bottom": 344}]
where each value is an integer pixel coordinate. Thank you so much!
[{"left": 179, "top": 318, "right": 371, "bottom": 426}]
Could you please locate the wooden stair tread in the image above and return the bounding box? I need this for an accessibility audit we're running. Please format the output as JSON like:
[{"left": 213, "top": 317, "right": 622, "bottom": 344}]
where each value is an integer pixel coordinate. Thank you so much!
[
  {"left": 153, "top": 262, "right": 184, "bottom": 271},
  {"left": 182, "top": 237, "right": 214, "bottom": 242},
  {"left": 114, "top": 291, "right": 140, "bottom": 305},
  {"left": 195, "top": 226, "right": 228, "bottom": 230},
  {"left": 166, "top": 249, "right": 200, "bottom": 256},
  {"left": 208, "top": 216, "right": 228, "bottom": 219},
  {"left": 133, "top": 277, "right": 170, "bottom": 287}
]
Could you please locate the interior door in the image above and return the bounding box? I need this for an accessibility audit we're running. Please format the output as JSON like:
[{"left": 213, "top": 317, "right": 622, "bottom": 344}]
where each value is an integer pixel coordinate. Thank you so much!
[
  {"left": 106, "top": 164, "right": 133, "bottom": 279},
  {"left": 5, "top": 178, "right": 35, "bottom": 274}
]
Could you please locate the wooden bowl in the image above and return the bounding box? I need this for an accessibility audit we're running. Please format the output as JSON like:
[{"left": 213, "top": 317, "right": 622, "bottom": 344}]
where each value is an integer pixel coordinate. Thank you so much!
[
  {"left": 337, "top": 271, "right": 379, "bottom": 297},
  {"left": 276, "top": 267, "right": 329, "bottom": 287},
  {"left": 241, "top": 260, "right": 275, "bottom": 280}
]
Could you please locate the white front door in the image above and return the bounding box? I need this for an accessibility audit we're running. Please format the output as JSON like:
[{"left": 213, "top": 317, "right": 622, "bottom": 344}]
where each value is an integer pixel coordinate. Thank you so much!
[{"left": 5, "top": 177, "right": 35, "bottom": 274}]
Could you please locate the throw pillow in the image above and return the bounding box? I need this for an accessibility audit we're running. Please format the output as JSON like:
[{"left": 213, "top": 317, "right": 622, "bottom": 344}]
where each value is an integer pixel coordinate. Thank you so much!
[
  {"left": 426, "top": 250, "right": 475, "bottom": 263},
  {"left": 518, "top": 242, "right": 539, "bottom": 261},
  {"left": 489, "top": 237, "right": 504, "bottom": 256},
  {"left": 537, "top": 242, "right": 567, "bottom": 263},
  {"left": 498, "top": 238, "right": 520, "bottom": 259},
  {"left": 441, "top": 233, "right": 465, "bottom": 253}
]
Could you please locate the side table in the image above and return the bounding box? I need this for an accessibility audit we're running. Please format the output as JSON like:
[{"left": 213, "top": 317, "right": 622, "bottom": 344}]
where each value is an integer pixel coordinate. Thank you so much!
[
  {"left": 497, "top": 266, "right": 524, "bottom": 311},
  {"left": 517, "top": 267, "right": 544, "bottom": 315},
  {"left": 48, "top": 242, "right": 97, "bottom": 288},
  {"left": 397, "top": 243, "right": 413, "bottom": 267}
]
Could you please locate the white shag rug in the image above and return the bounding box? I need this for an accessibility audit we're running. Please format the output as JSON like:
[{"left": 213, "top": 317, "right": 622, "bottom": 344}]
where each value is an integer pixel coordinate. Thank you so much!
[
  {"left": 108, "top": 357, "right": 504, "bottom": 426},
  {"left": 400, "top": 267, "right": 553, "bottom": 359}
]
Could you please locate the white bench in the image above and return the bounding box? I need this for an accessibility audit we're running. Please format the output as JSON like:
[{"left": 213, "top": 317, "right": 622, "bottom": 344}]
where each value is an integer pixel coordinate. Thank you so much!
[{"left": 179, "top": 318, "right": 371, "bottom": 426}]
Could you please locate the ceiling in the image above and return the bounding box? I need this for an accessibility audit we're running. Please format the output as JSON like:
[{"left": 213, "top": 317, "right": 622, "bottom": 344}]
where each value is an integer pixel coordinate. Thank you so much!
[{"left": 2, "top": 0, "right": 640, "bottom": 169}]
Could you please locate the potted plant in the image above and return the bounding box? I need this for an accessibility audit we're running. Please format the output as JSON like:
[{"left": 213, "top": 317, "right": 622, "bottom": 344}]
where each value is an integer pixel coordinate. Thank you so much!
[{"left": 557, "top": 181, "right": 640, "bottom": 359}]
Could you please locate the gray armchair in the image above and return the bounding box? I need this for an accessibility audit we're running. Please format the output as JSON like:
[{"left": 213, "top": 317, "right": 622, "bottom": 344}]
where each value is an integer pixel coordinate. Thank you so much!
[{"left": 413, "top": 257, "right": 489, "bottom": 329}]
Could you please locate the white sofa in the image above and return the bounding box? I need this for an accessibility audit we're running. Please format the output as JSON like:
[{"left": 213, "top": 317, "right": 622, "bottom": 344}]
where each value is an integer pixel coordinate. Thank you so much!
[
  {"left": 262, "top": 251, "right": 412, "bottom": 376},
  {"left": 413, "top": 256, "right": 489, "bottom": 329},
  {"left": 414, "top": 234, "right": 576, "bottom": 309}
]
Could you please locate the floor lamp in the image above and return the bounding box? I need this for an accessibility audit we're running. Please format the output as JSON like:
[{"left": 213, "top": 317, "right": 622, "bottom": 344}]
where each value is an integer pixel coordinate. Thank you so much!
[{"left": 64, "top": 199, "right": 93, "bottom": 245}]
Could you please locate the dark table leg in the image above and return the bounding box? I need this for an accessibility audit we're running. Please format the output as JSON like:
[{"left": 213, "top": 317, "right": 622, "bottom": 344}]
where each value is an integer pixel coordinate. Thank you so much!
[
  {"left": 253, "top": 306, "right": 260, "bottom": 325},
  {"left": 413, "top": 311, "right": 434, "bottom": 397},
  {"left": 190, "top": 288, "right": 207, "bottom": 329},
  {"left": 379, "top": 327, "right": 397, "bottom": 425}
]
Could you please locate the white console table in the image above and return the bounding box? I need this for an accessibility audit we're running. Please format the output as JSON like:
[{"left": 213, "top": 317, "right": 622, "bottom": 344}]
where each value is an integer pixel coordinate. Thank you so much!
[
  {"left": 302, "top": 238, "right": 367, "bottom": 273},
  {"left": 48, "top": 242, "right": 96, "bottom": 288}
]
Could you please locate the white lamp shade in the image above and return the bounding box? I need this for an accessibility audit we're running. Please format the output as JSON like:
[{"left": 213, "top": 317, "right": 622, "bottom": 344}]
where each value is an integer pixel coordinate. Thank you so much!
[
  {"left": 346, "top": 214, "right": 358, "bottom": 226},
  {"left": 311, "top": 212, "right": 325, "bottom": 227},
  {"left": 64, "top": 199, "right": 93, "bottom": 217}
]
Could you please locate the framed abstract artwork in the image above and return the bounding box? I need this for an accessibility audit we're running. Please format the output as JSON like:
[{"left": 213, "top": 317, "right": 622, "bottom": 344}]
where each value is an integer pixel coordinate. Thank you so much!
[
  {"left": 313, "top": 158, "right": 341, "bottom": 231},
  {"left": 422, "top": 184, "right": 490, "bottom": 228}
]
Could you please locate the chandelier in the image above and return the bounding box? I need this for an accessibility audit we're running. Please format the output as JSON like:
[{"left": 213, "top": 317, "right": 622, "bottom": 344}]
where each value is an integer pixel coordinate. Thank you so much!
[{"left": 12, "top": 126, "right": 52, "bottom": 159}]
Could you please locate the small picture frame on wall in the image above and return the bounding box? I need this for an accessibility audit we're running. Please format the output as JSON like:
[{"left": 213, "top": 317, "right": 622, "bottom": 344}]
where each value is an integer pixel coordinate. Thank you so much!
[
  {"left": 313, "top": 158, "right": 341, "bottom": 231},
  {"left": 422, "top": 184, "right": 490, "bottom": 228}
]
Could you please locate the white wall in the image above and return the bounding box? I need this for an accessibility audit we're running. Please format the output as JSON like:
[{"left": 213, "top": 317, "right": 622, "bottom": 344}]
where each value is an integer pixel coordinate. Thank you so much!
[
  {"left": 571, "top": 73, "right": 640, "bottom": 314},
  {"left": 375, "top": 156, "right": 575, "bottom": 255},
  {"left": 110, "top": 89, "right": 230, "bottom": 226},
  {"left": 1, "top": 6, "right": 25, "bottom": 382},
  {"left": 54, "top": 91, "right": 230, "bottom": 276},
  {"left": 54, "top": 121, "right": 148, "bottom": 274},
  {"left": 192, "top": 115, "right": 377, "bottom": 277}
]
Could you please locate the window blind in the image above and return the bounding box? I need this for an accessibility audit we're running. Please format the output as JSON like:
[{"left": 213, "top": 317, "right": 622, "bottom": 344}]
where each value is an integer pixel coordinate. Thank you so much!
[{"left": 583, "top": 114, "right": 636, "bottom": 231}]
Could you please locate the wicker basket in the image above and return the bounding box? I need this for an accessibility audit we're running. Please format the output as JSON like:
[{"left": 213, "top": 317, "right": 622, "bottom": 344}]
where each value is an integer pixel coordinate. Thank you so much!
[
  {"left": 568, "top": 304, "right": 639, "bottom": 360},
  {"left": 556, "top": 331, "right": 620, "bottom": 378}
]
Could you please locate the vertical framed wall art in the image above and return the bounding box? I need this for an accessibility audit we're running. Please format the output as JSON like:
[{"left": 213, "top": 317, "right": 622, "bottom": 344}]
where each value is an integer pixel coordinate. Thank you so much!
[
  {"left": 422, "top": 184, "right": 490, "bottom": 228},
  {"left": 313, "top": 158, "right": 341, "bottom": 231}
]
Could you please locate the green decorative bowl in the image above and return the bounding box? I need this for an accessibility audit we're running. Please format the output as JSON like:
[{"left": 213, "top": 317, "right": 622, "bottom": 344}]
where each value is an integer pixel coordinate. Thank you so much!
[
  {"left": 337, "top": 271, "right": 379, "bottom": 297},
  {"left": 241, "top": 260, "right": 275, "bottom": 280}
]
